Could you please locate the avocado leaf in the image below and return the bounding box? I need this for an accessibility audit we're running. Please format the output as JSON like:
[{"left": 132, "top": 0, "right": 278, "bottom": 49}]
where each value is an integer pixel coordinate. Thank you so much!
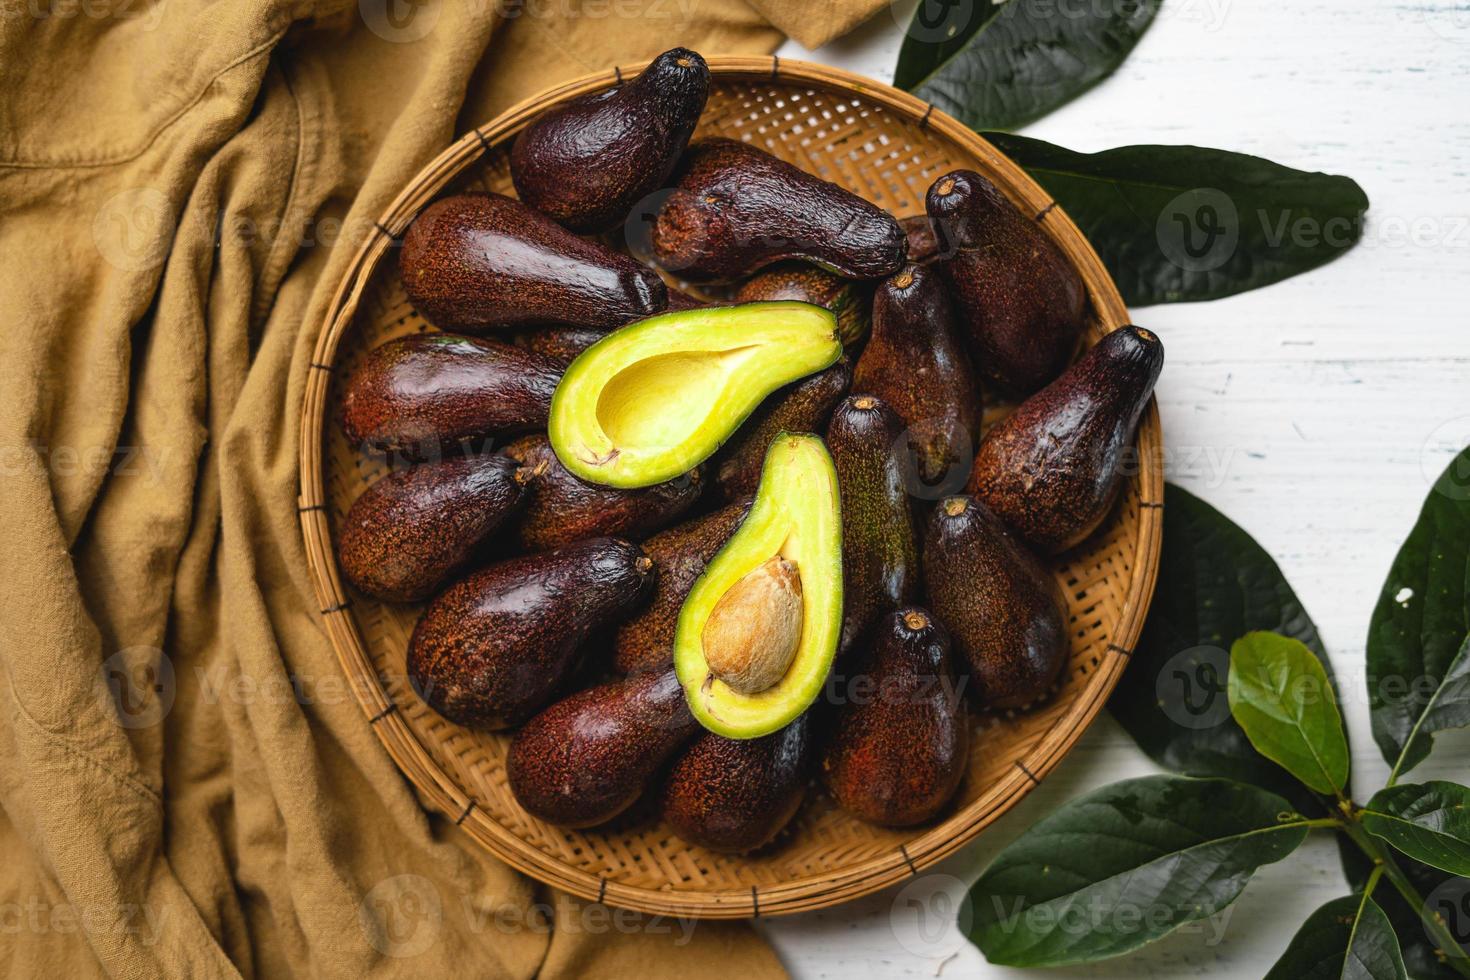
[
  {"left": 896, "top": 0, "right": 1161, "bottom": 131},
  {"left": 1264, "top": 892, "right": 1407, "bottom": 980},
  {"left": 982, "top": 132, "right": 1369, "bottom": 306},
  {"left": 1110, "top": 484, "right": 1339, "bottom": 814},
  {"left": 1363, "top": 782, "right": 1470, "bottom": 877},
  {"left": 1367, "top": 446, "right": 1470, "bottom": 780},
  {"left": 1228, "top": 631, "right": 1351, "bottom": 796},
  {"left": 967, "top": 775, "right": 1310, "bottom": 966}
]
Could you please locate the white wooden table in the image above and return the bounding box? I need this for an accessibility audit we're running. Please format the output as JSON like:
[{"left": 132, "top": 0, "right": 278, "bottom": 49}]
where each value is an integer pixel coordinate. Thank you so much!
[{"left": 764, "top": 1, "right": 1470, "bottom": 974}]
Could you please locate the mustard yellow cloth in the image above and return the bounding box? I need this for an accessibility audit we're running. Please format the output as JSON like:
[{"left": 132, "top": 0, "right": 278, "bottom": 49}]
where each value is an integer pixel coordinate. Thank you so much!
[{"left": 0, "top": 1, "right": 883, "bottom": 975}]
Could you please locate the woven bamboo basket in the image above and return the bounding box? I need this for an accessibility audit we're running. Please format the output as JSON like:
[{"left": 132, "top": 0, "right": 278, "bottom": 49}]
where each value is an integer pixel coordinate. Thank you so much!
[{"left": 299, "top": 56, "right": 1164, "bottom": 919}]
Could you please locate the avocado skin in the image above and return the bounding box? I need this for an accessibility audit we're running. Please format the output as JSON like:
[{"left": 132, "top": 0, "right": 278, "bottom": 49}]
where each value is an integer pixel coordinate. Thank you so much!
[
  {"left": 826, "top": 396, "right": 919, "bottom": 654},
  {"left": 928, "top": 169, "right": 1086, "bottom": 398},
  {"left": 503, "top": 434, "right": 703, "bottom": 551},
  {"left": 613, "top": 501, "right": 752, "bottom": 675},
  {"left": 734, "top": 262, "right": 872, "bottom": 347},
  {"left": 511, "top": 48, "right": 709, "bottom": 233},
  {"left": 650, "top": 138, "right": 906, "bottom": 282},
  {"left": 661, "top": 714, "right": 810, "bottom": 853},
  {"left": 511, "top": 291, "right": 704, "bottom": 366},
  {"left": 408, "top": 537, "right": 653, "bottom": 730},
  {"left": 821, "top": 609, "right": 968, "bottom": 827},
  {"left": 898, "top": 214, "right": 942, "bottom": 264},
  {"left": 508, "top": 668, "right": 698, "bottom": 827},
  {"left": 854, "top": 263, "right": 981, "bottom": 488},
  {"left": 337, "top": 453, "right": 527, "bottom": 603},
  {"left": 966, "top": 325, "right": 1164, "bottom": 554},
  {"left": 511, "top": 325, "right": 607, "bottom": 366},
  {"left": 399, "top": 192, "right": 667, "bottom": 331},
  {"left": 923, "top": 496, "right": 1068, "bottom": 709},
  {"left": 342, "top": 333, "right": 562, "bottom": 457},
  {"left": 712, "top": 357, "right": 851, "bottom": 501}
]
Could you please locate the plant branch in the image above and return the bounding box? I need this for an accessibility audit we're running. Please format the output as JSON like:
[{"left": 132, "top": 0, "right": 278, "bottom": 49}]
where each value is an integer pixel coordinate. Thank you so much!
[{"left": 1338, "top": 815, "right": 1470, "bottom": 978}]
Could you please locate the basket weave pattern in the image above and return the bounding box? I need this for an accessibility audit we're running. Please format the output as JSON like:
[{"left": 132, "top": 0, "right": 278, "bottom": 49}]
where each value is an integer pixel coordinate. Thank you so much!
[{"left": 299, "top": 58, "right": 1164, "bottom": 919}]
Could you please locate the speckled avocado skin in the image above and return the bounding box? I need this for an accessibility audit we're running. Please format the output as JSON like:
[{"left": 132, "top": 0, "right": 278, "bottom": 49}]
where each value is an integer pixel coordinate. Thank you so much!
[
  {"left": 827, "top": 396, "right": 919, "bottom": 654},
  {"left": 337, "top": 453, "right": 528, "bottom": 603},
  {"left": 399, "top": 192, "right": 667, "bottom": 331},
  {"left": 508, "top": 668, "right": 699, "bottom": 827},
  {"left": 660, "top": 714, "right": 810, "bottom": 853},
  {"left": 712, "top": 358, "right": 851, "bottom": 501},
  {"left": 651, "top": 138, "right": 907, "bottom": 282},
  {"left": 733, "top": 262, "right": 871, "bottom": 347},
  {"left": 511, "top": 325, "right": 608, "bottom": 366},
  {"left": 612, "top": 501, "right": 752, "bottom": 675},
  {"left": 342, "top": 333, "right": 562, "bottom": 456},
  {"left": 923, "top": 496, "right": 1068, "bottom": 709},
  {"left": 407, "top": 537, "right": 654, "bottom": 730},
  {"left": 510, "top": 291, "right": 704, "bottom": 366},
  {"left": 854, "top": 263, "right": 981, "bottom": 489},
  {"left": 510, "top": 48, "right": 709, "bottom": 233},
  {"left": 821, "top": 608, "right": 969, "bottom": 827},
  {"left": 503, "top": 434, "right": 703, "bottom": 551},
  {"left": 966, "top": 325, "right": 1164, "bottom": 554},
  {"left": 927, "top": 169, "right": 1086, "bottom": 398}
]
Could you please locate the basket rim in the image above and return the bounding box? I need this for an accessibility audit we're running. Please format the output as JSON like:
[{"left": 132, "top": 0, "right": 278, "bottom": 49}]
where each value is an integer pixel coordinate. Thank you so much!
[{"left": 297, "top": 54, "right": 1164, "bottom": 920}]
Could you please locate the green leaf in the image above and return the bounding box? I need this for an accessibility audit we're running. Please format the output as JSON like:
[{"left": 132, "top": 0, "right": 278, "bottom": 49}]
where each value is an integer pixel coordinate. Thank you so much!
[
  {"left": 1110, "top": 484, "right": 1341, "bottom": 813},
  {"left": 1264, "top": 893, "right": 1407, "bottom": 980},
  {"left": 967, "top": 775, "right": 1309, "bottom": 966},
  {"left": 1228, "top": 631, "right": 1351, "bottom": 796},
  {"left": 1341, "top": 849, "right": 1466, "bottom": 979},
  {"left": 896, "top": 0, "right": 1161, "bottom": 131},
  {"left": 982, "top": 132, "right": 1370, "bottom": 306},
  {"left": 1368, "top": 446, "right": 1470, "bottom": 780},
  {"left": 893, "top": 1, "right": 1004, "bottom": 93},
  {"left": 1363, "top": 782, "right": 1470, "bottom": 877}
]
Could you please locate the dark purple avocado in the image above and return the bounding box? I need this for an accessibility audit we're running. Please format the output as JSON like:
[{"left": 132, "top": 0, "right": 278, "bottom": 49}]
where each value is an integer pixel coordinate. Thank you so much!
[
  {"left": 508, "top": 668, "right": 699, "bottom": 828},
  {"left": 502, "top": 434, "right": 704, "bottom": 551},
  {"left": 923, "top": 496, "right": 1069, "bottom": 709},
  {"left": 337, "top": 453, "right": 529, "bottom": 603},
  {"left": 966, "top": 325, "right": 1164, "bottom": 554},
  {"left": 407, "top": 537, "right": 654, "bottom": 730},
  {"left": 660, "top": 715, "right": 811, "bottom": 853},
  {"left": 341, "top": 333, "right": 562, "bottom": 457},
  {"left": 399, "top": 192, "right": 667, "bottom": 331},
  {"left": 928, "top": 169, "right": 1087, "bottom": 398},
  {"left": 511, "top": 47, "right": 709, "bottom": 233},
  {"left": 650, "top": 138, "right": 906, "bottom": 282},
  {"left": 821, "top": 608, "right": 969, "bottom": 827}
]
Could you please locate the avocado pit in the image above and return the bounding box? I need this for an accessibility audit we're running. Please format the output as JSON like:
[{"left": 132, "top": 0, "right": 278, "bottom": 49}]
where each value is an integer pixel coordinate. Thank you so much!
[{"left": 702, "top": 556, "right": 804, "bottom": 694}]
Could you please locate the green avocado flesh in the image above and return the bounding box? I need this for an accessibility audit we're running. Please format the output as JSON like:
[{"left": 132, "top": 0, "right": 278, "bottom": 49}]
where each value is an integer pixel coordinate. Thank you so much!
[
  {"left": 548, "top": 302, "right": 841, "bottom": 488},
  {"left": 673, "top": 433, "right": 843, "bottom": 738}
]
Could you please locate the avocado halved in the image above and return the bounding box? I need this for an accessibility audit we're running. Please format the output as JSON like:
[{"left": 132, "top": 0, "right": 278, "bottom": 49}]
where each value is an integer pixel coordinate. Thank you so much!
[
  {"left": 548, "top": 302, "right": 842, "bottom": 489},
  {"left": 673, "top": 433, "right": 843, "bottom": 739}
]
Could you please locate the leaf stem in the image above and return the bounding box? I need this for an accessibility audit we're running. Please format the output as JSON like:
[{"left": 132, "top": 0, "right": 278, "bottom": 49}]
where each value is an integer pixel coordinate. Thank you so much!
[
  {"left": 1300, "top": 817, "right": 1342, "bottom": 830},
  {"left": 1338, "top": 814, "right": 1470, "bottom": 978}
]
